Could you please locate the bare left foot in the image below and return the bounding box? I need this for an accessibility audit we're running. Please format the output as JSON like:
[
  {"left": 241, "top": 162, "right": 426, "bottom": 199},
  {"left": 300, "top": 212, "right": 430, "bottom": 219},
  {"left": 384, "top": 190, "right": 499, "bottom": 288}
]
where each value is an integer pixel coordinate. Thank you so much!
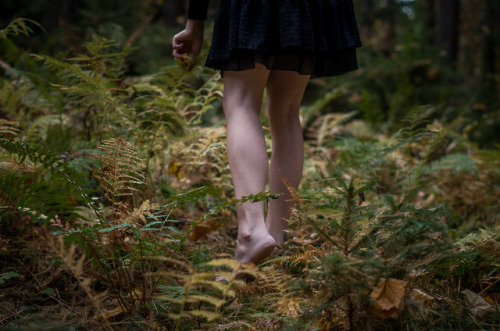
[{"left": 234, "top": 230, "right": 276, "bottom": 264}]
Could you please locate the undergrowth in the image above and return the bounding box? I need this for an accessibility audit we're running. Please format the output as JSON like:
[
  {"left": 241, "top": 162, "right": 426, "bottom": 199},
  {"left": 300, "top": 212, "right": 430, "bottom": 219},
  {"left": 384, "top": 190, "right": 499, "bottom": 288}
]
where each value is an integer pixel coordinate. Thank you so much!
[{"left": 0, "top": 18, "right": 498, "bottom": 330}]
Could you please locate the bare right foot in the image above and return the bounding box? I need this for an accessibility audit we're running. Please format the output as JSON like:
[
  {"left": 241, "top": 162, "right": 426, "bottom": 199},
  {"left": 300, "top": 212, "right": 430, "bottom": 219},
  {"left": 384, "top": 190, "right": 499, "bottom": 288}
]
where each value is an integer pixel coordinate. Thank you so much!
[{"left": 234, "top": 230, "right": 276, "bottom": 265}]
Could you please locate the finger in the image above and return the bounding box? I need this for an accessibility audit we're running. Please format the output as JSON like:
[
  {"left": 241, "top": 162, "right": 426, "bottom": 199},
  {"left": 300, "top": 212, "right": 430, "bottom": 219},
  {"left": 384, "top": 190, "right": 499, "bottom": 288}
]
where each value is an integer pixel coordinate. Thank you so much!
[
  {"left": 172, "top": 40, "right": 184, "bottom": 50},
  {"left": 173, "top": 50, "right": 187, "bottom": 59},
  {"left": 172, "top": 44, "right": 184, "bottom": 52},
  {"left": 172, "top": 35, "right": 186, "bottom": 47},
  {"left": 173, "top": 32, "right": 189, "bottom": 45}
]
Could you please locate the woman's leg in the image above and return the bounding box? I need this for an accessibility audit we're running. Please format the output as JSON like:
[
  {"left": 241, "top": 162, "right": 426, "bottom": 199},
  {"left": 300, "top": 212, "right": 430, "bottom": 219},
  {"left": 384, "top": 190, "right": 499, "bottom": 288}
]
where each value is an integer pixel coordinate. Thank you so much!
[
  {"left": 265, "top": 71, "right": 310, "bottom": 246},
  {"left": 223, "top": 64, "right": 276, "bottom": 264}
]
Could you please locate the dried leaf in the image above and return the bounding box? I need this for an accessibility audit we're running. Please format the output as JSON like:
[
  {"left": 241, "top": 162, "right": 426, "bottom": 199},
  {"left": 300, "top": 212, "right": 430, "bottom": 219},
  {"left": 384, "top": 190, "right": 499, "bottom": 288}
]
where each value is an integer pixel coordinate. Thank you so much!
[
  {"left": 410, "top": 288, "right": 434, "bottom": 306},
  {"left": 461, "top": 289, "right": 494, "bottom": 320},
  {"left": 188, "top": 220, "right": 221, "bottom": 241},
  {"left": 276, "top": 297, "right": 303, "bottom": 317},
  {"left": 168, "top": 161, "right": 184, "bottom": 179},
  {"left": 484, "top": 297, "right": 494, "bottom": 305},
  {"left": 370, "top": 278, "right": 408, "bottom": 318}
]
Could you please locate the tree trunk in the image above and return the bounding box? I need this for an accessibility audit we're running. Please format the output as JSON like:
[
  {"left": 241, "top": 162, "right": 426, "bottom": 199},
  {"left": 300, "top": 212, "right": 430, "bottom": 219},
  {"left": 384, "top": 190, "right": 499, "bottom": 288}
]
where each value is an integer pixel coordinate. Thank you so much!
[
  {"left": 382, "top": 0, "right": 396, "bottom": 55},
  {"left": 59, "top": 0, "right": 82, "bottom": 24},
  {"left": 162, "top": 0, "right": 184, "bottom": 27},
  {"left": 424, "top": 0, "right": 436, "bottom": 45},
  {"left": 437, "top": 0, "right": 460, "bottom": 64},
  {"left": 483, "top": 0, "right": 499, "bottom": 93}
]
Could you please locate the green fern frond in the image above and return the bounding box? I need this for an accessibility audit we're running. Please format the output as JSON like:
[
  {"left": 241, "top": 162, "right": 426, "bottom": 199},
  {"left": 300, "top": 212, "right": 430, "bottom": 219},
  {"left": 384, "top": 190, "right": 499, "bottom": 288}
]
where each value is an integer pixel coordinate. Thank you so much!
[
  {"left": 301, "top": 87, "right": 343, "bottom": 126},
  {"left": 307, "top": 111, "right": 358, "bottom": 147},
  {"left": 32, "top": 53, "right": 120, "bottom": 99},
  {"left": 395, "top": 105, "right": 434, "bottom": 141},
  {"left": 0, "top": 18, "right": 43, "bottom": 39},
  {"left": 0, "top": 138, "right": 98, "bottom": 222},
  {"left": 31, "top": 37, "right": 134, "bottom": 138},
  {"left": 0, "top": 80, "right": 33, "bottom": 114},
  {"left": 422, "top": 153, "right": 479, "bottom": 175},
  {"left": 0, "top": 172, "right": 85, "bottom": 223}
]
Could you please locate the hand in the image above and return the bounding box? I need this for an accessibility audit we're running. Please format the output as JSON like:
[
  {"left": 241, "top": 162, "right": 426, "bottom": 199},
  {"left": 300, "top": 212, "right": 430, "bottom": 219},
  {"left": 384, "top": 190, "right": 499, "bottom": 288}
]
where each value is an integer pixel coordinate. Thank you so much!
[{"left": 172, "top": 20, "right": 204, "bottom": 70}]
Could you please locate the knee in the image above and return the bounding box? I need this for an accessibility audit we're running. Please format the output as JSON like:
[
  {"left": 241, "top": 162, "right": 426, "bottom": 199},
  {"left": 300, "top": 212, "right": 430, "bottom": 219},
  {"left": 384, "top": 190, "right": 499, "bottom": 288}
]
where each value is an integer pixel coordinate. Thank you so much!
[{"left": 268, "top": 102, "right": 301, "bottom": 126}]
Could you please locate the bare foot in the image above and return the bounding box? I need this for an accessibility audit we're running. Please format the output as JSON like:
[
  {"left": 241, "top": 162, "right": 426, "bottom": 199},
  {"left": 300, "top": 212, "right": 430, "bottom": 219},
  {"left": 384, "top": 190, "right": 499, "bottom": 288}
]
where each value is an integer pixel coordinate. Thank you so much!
[{"left": 234, "top": 230, "right": 276, "bottom": 264}]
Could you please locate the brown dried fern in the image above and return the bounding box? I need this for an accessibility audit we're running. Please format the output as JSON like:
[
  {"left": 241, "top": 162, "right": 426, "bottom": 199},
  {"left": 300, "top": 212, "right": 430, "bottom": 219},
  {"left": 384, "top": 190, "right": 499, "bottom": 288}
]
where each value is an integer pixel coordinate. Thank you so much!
[
  {"left": 286, "top": 245, "right": 324, "bottom": 267},
  {"left": 147, "top": 258, "right": 254, "bottom": 330},
  {"left": 45, "top": 234, "right": 113, "bottom": 330},
  {"left": 0, "top": 119, "right": 20, "bottom": 139},
  {"left": 91, "top": 138, "right": 145, "bottom": 215},
  {"left": 259, "top": 266, "right": 292, "bottom": 312},
  {"left": 168, "top": 127, "right": 230, "bottom": 189}
]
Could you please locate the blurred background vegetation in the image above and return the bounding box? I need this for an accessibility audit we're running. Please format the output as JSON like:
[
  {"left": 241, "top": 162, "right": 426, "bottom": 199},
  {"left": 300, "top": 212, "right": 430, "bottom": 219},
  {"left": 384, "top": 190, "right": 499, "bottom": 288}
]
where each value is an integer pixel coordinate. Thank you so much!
[{"left": 1, "top": 0, "right": 499, "bottom": 147}]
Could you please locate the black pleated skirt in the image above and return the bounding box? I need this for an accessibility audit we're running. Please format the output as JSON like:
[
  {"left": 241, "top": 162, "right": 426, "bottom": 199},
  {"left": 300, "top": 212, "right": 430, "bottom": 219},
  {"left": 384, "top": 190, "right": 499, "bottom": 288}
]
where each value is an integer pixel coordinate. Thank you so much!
[{"left": 205, "top": 0, "right": 362, "bottom": 77}]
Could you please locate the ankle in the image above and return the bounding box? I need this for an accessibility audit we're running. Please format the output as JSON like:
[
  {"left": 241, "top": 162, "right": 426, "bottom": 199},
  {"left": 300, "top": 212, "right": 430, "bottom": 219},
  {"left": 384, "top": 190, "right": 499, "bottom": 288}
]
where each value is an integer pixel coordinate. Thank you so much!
[
  {"left": 239, "top": 230, "right": 252, "bottom": 241},
  {"left": 237, "top": 227, "right": 269, "bottom": 242},
  {"left": 266, "top": 221, "right": 287, "bottom": 244}
]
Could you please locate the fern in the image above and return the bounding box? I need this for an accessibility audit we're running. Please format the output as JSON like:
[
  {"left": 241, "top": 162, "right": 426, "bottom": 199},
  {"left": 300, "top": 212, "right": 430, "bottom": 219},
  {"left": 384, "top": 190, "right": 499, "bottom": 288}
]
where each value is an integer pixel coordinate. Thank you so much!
[
  {"left": 0, "top": 18, "right": 43, "bottom": 40},
  {"left": 147, "top": 258, "right": 257, "bottom": 330},
  {"left": 168, "top": 127, "right": 230, "bottom": 191},
  {"left": 91, "top": 137, "right": 145, "bottom": 211},
  {"left": 301, "top": 87, "right": 344, "bottom": 127},
  {"left": 0, "top": 119, "right": 20, "bottom": 138},
  {"left": 0, "top": 271, "right": 19, "bottom": 285},
  {"left": 455, "top": 225, "right": 500, "bottom": 251},
  {"left": 44, "top": 234, "right": 113, "bottom": 329},
  {"left": 0, "top": 78, "right": 33, "bottom": 116},
  {"left": 0, "top": 138, "right": 98, "bottom": 223},
  {"left": 0, "top": 173, "right": 80, "bottom": 223},
  {"left": 284, "top": 143, "right": 455, "bottom": 329},
  {"left": 31, "top": 36, "right": 134, "bottom": 138},
  {"left": 422, "top": 153, "right": 479, "bottom": 176},
  {"left": 306, "top": 111, "right": 358, "bottom": 148}
]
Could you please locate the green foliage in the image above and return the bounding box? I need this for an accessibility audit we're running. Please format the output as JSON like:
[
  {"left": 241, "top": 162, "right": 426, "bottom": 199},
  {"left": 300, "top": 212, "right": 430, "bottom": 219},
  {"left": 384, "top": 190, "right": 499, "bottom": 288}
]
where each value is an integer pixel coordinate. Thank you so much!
[
  {"left": 0, "top": 271, "right": 19, "bottom": 284},
  {"left": 0, "top": 137, "right": 95, "bottom": 223},
  {"left": 31, "top": 36, "right": 133, "bottom": 138},
  {"left": 0, "top": 18, "right": 42, "bottom": 40},
  {"left": 0, "top": 14, "right": 498, "bottom": 331},
  {"left": 281, "top": 118, "right": 498, "bottom": 329},
  {"left": 422, "top": 153, "right": 479, "bottom": 176}
]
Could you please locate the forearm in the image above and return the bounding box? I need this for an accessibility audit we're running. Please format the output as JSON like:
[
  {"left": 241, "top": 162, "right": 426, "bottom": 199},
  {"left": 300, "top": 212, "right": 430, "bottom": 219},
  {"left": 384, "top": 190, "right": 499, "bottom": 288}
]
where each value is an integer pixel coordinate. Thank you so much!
[
  {"left": 185, "top": 19, "right": 205, "bottom": 36},
  {"left": 172, "top": 1, "right": 208, "bottom": 64}
]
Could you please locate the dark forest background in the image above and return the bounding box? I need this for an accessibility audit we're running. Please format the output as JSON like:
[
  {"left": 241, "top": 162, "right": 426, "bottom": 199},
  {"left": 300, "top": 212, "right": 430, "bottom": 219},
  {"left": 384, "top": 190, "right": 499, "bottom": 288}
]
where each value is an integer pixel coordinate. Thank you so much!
[{"left": 1, "top": 0, "right": 499, "bottom": 145}]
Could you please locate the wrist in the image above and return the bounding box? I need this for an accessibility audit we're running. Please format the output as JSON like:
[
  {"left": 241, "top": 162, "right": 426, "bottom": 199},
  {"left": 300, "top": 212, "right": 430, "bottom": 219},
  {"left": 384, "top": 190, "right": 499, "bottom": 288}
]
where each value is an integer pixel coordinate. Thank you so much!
[{"left": 186, "top": 19, "right": 204, "bottom": 35}]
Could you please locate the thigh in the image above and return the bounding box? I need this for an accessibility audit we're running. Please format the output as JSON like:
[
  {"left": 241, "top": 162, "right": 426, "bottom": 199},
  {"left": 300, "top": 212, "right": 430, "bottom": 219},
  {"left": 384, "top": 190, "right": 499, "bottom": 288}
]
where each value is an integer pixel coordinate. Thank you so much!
[
  {"left": 266, "top": 70, "right": 310, "bottom": 116},
  {"left": 222, "top": 64, "right": 271, "bottom": 116}
]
